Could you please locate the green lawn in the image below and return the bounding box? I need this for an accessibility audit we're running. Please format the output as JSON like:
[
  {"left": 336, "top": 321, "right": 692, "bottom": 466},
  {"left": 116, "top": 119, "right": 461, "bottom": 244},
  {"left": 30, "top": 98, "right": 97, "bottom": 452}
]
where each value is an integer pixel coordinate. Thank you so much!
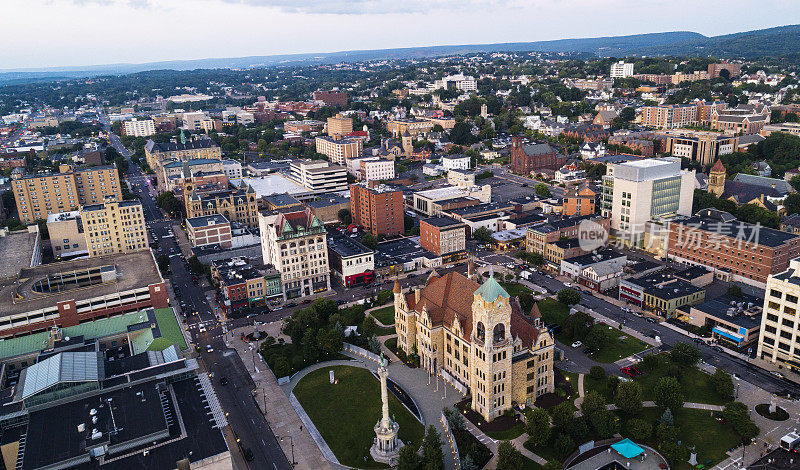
[
  {"left": 293, "top": 365, "right": 424, "bottom": 468},
  {"left": 485, "top": 422, "right": 525, "bottom": 440},
  {"left": 521, "top": 456, "right": 544, "bottom": 470},
  {"left": 150, "top": 308, "right": 188, "bottom": 350},
  {"left": 371, "top": 306, "right": 395, "bottom": 326},
  {"left": 588, "top": 324, "right": 649, "bottom": 363},
  {"left": 499, "top": 281, "right": 534, "bottom": 298},
  {"left": 376, "top": 325, "right": 396, "bottom": 336},
  {"left": 537, "top": 298, "right": 570, "bottom": 326},
  {"left": 622, "top": 408, "right": 740, "bottom": 470},
  {"left": 523, "top": 440, "right": 561, "bottom": 463},
  {"left": 583, "top": 375, "right": 614, "bottom": 402},
  {"left": 635, "top": 356, "right": 726, "bottom": 405}
]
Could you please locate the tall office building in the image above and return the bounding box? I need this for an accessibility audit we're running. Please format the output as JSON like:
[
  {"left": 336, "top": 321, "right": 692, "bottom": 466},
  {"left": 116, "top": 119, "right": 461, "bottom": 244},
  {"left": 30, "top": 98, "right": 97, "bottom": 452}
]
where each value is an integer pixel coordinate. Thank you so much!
[
  {"left": 12, "top": 164, "right": 122, "bottom": 223},
  {"left": 314, "top": 135, "right": 363, "bottom": 165},
  {"left": 326, "top": 113, "right": 354, "bottom": 138},
  {"left": 610, "top": 61, "right": 634, "bottom": 78},
  {"left": 601, "top": 158, "right": 694, "bottom": 244},
  {"left": 122, "top": 118, "right": 156, "bottom": 137},
  {"left": 289, "top": 160, "right": 348, "bottom": 193}
]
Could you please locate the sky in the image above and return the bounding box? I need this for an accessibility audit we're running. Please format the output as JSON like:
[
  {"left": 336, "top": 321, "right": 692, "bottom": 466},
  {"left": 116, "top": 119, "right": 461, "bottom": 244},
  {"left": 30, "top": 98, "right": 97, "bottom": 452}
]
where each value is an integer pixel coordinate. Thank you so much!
[{"left": 3, "top": 0, "right": 800, "bottom": 70}]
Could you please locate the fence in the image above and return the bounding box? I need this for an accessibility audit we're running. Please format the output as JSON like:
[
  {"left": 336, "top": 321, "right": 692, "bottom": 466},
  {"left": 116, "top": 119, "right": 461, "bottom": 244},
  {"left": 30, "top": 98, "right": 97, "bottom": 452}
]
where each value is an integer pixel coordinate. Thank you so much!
[
  {"left": 440, "top": 411, "right": 461, "bottom": 470},
  {"left": 343, "top": 343, "right": 382, "bottom": 363}
]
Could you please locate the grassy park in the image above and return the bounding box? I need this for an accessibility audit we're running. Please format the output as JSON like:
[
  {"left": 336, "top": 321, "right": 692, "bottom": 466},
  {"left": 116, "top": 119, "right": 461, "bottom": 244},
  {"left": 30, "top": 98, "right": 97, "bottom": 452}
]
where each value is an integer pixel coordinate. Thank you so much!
[
  {"left": 293, "top": 365, "right": 424, "bottom": 468},
  {"left": 370, "top": 306, "right": 395, "bottom": 326}
]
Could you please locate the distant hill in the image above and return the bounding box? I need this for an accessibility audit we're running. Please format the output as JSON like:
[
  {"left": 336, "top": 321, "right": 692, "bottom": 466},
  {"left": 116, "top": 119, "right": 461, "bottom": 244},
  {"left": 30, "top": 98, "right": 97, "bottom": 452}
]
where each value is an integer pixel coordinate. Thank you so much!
[{"left": 1, "top": 25, "right": 798, "bottom": 83}]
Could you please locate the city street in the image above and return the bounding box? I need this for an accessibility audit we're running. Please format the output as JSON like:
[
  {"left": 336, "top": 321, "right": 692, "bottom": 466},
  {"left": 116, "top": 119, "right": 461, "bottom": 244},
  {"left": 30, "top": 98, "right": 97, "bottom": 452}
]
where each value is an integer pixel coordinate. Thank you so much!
[{"left": 125, "top": 149, "right": 291, "bottom": 470}]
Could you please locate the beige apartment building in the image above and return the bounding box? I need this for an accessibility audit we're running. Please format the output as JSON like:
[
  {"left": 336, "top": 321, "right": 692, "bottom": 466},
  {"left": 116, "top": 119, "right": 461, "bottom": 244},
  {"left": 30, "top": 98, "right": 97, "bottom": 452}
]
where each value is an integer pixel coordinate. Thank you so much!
[
  {"left": 756, "top": 258, "right": 800, "bottom": 375},
  {"left": 326, "top": 113, "right": 353, "bottom": 137},
  {"left": 46, "top": 211, "right": 88, "bottom": 259},
  {"left": 314, "top": 135, "right": 363, "bottom": 165},
  {"left": 122, "top": 119, "right": 156, "bottom": 137},
  {"left": 82, "top": 199, "right": 148, "bottom": 256},
  {"left": 394, "top": 272, "right": 555, "bottom": 422},
  {"left": 144, "top": 134, "right": 222, "bottom": 173},
  {"left": 12, "top": 164, "right": 122, "bottom": 224},
  {"left": 387, "top": 118, "right": 434, "bottom": 138}
]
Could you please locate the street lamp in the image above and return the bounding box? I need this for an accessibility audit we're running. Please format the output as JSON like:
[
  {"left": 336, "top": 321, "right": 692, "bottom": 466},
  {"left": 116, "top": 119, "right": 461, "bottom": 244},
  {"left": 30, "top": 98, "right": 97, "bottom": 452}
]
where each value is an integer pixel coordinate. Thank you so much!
[{"left": 279, "top": 435, "right": 296, "bottom": 467}]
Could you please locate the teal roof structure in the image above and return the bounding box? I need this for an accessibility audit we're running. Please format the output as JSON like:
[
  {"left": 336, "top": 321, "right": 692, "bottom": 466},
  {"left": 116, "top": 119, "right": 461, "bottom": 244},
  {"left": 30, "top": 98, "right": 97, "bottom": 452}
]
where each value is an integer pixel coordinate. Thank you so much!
[
  {"left": 20, "top": 351, "right": 100, "bottom": 400},
  {"left": 475, "top": 275, "right": 509, "bottom": 303},
  {"left": 611, "top": 438, "right": 644, "bottom": 459}
]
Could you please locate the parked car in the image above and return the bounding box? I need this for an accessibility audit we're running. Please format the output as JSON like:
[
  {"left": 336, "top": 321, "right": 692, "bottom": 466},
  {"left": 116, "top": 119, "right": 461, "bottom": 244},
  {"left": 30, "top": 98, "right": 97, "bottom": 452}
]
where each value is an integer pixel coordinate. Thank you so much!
[
  {"left": 620, "top": 366, "right": 643, "bottom": 377},
  {"left": 571, "top": 341, "right": 583, "bottom": 348},
  {"left": 646, "top": 317, "right": 658, "bottom": 323}
]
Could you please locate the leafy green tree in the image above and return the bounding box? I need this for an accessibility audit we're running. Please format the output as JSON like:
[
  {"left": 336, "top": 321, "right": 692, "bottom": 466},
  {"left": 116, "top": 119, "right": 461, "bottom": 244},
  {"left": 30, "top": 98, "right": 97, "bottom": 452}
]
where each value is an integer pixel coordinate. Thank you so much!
[
  {"left": 361, "top": 232, "right": 378, "bottom": 249},
  {"left": 337, "top": 208, "right": 352, "bottom": 225},
  {"left": 496, "top": 441, "right": 523, "bottom": 470},
  {"left": 421, "top": 425, "right": 445, "bottom": 470},
  {"left": 784, "top": 193, "right": 800, "bottom": 216},
  {"left": 589, "top": 409, "right": 619, "bottom": 438},
  {"left": 615, "top": 381, "right": 643, "bottom": 416},
  {"left": 723, "top": 401, "right": 760, "bottom": 443},
  {"left": 534, "top": 183, "right": 551, "bottom": 198},
  {"left": 627, "top": 418, "right": 653, "bottom": 441},
  {"left": 473, "top": 227, "right": 493, "bottom": 244},
  {"left": 711, "top": 369, "right": 734, "bottom": 400},
  {"left": 584, "top": 327, "right": 607, "bottom": 352},
  {"left": 156, "top": 254, "right": 170, "bottom": 273},
  {"left": 657, "top": 424, "right": 688, "bottom": 464},
  {"left": 640, "top": 354, "right": 660, "bottom": 371},
  {"left": 670, "top": 342, "right": 701, "bottom": 366},
  {"left": 580, "top": 391, "right": 606, "bottom": 417},
  {"left": 554, "top": 434, "right": 576, "bottom": 460},
  {"left": 659, "top": 408, "right": 674, "bottom": 426},
  {"left": 557, "top": 288, "right": 581, "bottom": 306},
  {"left": 550, "top": 401, "right": 574, "bottom": 433},
  {"left": 562, "top": 311, "right": 592, "bottom": 341},
  {"left": 450, "top": 122, "right": 476, "bottom": 146},
  {"left": 301, "top": 328, "right": 320, "bottom": 363},
  {"left": 530, "top": 252, "right": 544, "bottom": 266},
  {"left": 654, "top": 377, "right": 684, "bottom": 411},
  {"left": 589, "top": 365, "right": 606, "bottom": 380},
  {"left": 398, "top": 444, "right": 421, "bottom": 470},
  {"left": 543, "top": 460, "right": 563, "bottom": 470},
  {"left": 524, "top": 408, "right": 551, "bottom": 447}
]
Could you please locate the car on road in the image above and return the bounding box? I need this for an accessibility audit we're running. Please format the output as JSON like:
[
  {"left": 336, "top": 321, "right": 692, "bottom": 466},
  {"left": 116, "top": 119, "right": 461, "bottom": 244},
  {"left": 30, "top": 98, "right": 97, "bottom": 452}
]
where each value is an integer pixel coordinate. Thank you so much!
[
  {"left": 571, "top": 341, "right": 582, "bottom": 348},
  {"left": 220, "top": 377, "right": 229, "bottom": 386},
  {"left": 771, "top": 371, "right": 785, "bottom": 379},
  {"left": 710, "top": 345, "right": 724, "bottom": 353},
  {"left": 199, "top": 325, "right": 207, "bottom": 333},
  {"left": 692, "top": 337, "right": 705, "bottom": 344},
  {"left": 564, "top": 282, "right": 572, "bottom": 287},
  {"left": 646, "top": 317, "right": 658, "bottom": 323},
  {"left": 242, "top": 448, "right": 254, "bottom": 462},
  {"left": 620, "top": 366, "right": 643, "bottom": 377},
  {"left": 206, "top": 345, "right": 214, "bottom": 353}
]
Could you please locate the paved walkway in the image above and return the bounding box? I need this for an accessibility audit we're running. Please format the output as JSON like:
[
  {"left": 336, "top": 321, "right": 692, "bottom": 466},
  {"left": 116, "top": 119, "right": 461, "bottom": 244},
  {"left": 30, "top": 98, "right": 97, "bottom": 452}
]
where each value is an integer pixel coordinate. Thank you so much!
[{"left": 229, "top": 324, "right": 336, "bottom": 470}]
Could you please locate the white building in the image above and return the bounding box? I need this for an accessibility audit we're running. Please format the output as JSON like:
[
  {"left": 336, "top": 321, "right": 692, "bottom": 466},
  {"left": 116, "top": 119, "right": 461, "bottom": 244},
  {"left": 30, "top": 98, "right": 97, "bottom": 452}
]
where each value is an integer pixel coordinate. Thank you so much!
[
  {"left": 222, "top": 159, "right": 243, "bottom": 180},
  {"left": 601, "top": 157, "right": 694, "bottom": 244},
  {"left": 554, "top": 163, "right": 586, "bottom": 183},
  {"left": 182, "top": 111, "right": 208, "bottom": 131},
  {"left": 580, "top": 141, "right": 606, "bottom": 159},
  {"left": 289, "top": 159, "right": 348, "bottom": 193},
  {"left": 122, "top": 119, "right": 155, "bottom": 137},
  {"left": 258, "top": 208, "right": 331, "bottom": 300},
  {"left": 441, "top": 154, "right": 471, "bottom": 171},
  {"left": 610, "top": 61, "right": 634, "bottom": 79},
  {"left": 447, "top": 169, "right": 476, "bottom": 189},
  {"left": 434, "top": 74, "right": 477, "bottom": 92},
  {"left": 358, "top": 158, "right": 395, "bottom": 182},
  {"left": 756, "top": 259, "right": 800, "bottom": 373}
]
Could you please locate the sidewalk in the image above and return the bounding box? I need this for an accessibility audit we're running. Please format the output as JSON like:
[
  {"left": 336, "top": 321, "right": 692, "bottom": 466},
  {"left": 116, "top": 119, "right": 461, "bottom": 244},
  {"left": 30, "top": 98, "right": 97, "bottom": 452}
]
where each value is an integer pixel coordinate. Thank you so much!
[{"left": 228, "top": 325, "right": 334, "bottom": 470}]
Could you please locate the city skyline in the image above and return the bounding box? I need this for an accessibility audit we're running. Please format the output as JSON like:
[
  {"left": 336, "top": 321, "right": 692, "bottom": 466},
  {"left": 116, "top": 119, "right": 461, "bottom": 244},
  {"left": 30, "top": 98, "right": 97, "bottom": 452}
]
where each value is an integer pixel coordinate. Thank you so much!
[{"left": 3, "top": 0, "right": 800, "bottom": 69}]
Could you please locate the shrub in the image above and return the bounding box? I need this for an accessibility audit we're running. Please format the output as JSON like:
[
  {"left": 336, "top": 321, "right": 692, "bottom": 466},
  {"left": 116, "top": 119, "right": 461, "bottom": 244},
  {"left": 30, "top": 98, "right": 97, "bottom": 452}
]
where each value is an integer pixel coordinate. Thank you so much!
[{"left": 589, "top": 366, "right": 606, "bottom": 380}]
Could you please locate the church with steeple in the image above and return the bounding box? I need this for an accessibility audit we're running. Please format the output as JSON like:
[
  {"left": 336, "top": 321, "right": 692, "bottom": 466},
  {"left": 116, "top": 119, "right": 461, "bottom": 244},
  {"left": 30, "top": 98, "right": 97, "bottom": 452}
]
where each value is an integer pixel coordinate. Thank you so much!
[{"left": 393, "top": 264, "right": 555, "bottom": 422}]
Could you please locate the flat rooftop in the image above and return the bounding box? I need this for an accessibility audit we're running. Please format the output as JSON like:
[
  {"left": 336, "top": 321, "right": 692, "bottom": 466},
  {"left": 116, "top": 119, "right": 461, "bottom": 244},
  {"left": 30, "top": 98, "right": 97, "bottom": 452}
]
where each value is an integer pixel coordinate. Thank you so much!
[
  {"left": 186, "top": 214, "right": 229, "bottom": 228},
  {"left": 328, "top": 235, "right": 373, "bottom": 258},
  {"left": 237, "top": 175, "right": 312, "bottom": 198},
  {"left": 0, "top": 251, "right": 162, "bottom": 317},
  {"left": 422, "top": 216, "right": 464, "bottom": 228},
  {"left": 0, "top": 229, "right": 39, "bottom": 280},
  {"left": 690, "top": 294, "right": 762, "bottom": 329}
]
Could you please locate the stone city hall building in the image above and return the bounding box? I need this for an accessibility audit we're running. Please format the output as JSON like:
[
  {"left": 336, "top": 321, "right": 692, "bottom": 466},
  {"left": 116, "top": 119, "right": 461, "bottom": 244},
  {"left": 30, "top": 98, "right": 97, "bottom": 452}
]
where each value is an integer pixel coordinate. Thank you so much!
[{"left": 393, "top": 270, "right": 555, "bottom": 422}]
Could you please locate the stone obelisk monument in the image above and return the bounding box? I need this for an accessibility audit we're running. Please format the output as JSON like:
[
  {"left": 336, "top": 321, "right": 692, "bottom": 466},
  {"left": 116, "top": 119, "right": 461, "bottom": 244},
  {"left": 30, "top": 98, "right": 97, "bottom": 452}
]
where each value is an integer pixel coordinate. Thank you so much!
[{"left": 370, "top": 356, "right": 402, "bottom": 464}]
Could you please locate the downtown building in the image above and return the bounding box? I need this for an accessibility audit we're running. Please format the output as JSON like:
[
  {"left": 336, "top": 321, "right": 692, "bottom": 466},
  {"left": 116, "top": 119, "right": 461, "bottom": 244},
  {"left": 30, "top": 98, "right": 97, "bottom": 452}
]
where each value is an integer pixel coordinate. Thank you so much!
[
  {"left": 327, "top": 234, "right": 375, "bottom": 287},
  {"left": 258, "top": 208, "right": 331, "bottom": 300},
  {"left": 289, "top": 160, "right": 348, "bottom": 194},
  {"left": 82, "top": 199, "right": 148, "bottom": 257},
  {"left": 12, "top": 164, "right": 123, "bottom": 224},
  {"left": 665, "top": 208, "right": 800, "bottom": 288},
  {"left": 601, "top": 157, "right": 694, "bottom": 245},
  {"left": 641, "top": 104, "right": 698, "bottom": 129},
  {"left": 419, "top": 216, "right": 467, "bottom": 262},
  {"left": 508, "top": 137, "right": 564, "bottom": 175},
  {"left": 122, "top": 118, "right": 156, "bottom": 137},
  {"left": 393, "top": 273, "right": 555, "bottom": 422},
  {"left": 315, "top": 135, "right": 363, "bottom": 165},
  {"left": 756, "top": 259, "right": 800, "bottom": 375},
  {"left": 185, "top": 183, "right": 259, "bottom": 227},
  {"left": 349, "top": 182, "right": 404, "bottom": 237}
]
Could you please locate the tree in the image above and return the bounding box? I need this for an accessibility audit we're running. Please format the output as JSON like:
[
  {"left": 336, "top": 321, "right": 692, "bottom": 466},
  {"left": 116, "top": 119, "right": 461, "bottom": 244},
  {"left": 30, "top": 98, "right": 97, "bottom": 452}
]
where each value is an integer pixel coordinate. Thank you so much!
[
  {"left": 659, "top": 408, "right": 674, "bottom": 426},
  {"left": 524, "top": 408, "right": 551, "bottom": 447},
  {"left": 301, "top": 328, "right": 320, "bottom": 363},
  {"left": 557, "top": 288, "right": 581, "bottom": 306},
  {"left": 421, "top": 425, "right": 445, "bottom": 470},
  {"left": 337, "top": 208, "right": 352, "bottom": 225},
  {"left": 530, "top": 252, "right": 544, "bottom": 266},
  {"left": 473, "top": 226, "right": 493, "bottom": 244},
  {"left": 534, "top": 183, "right": 551, "bottom": 198},
  {"left": 554, "top": 434, "right": 575, "bottom": 460},
  {"left": 589, "top": 365, "right": 606, "bottom": 381},
  {"left": 450, "top": 122, "right": 476, "bottom": 146},
  {"left": 627, "top": 418, "right": 653, "bottom": 441},
  {"left": 641, "top": 353, "right": 660, "bottom": 371},
  {"left": 404, "top": 215, "right": 415, "bottom": 232},
  {"left": 361, "top": 232, "right": 378, "bottom": 249},
  {"left": 589, "top": 409, "right": 619, "bottom": 438},
  {"left": 361, "top": 315, "right": 378, "bottom": 338},
  {"left": 580, "top": 391, "right": 606, "bottom": 417},
  {"left": 657, "top": 424, "right": 688, "bottom": 464},
  {"left": 543, "top": 460, "right": 563, "bottom": 470},
  {"left": 550, "top": 401, "right": 574, "bottom": 433},
  {"left": 562, "top": 311, "right": 592, "bottom": 342},
  {"left": 584, "top": 328, "right": 607, "bottom": 352},
  {"left": 670, "top": 342, "right": 701, "bottom": 366},
  {"left": 784, "top": 192, "right": 800, "bottom": 216},
  {"left": 711, "top": 369, "right": 734, "bottom": 400},
  {"left": 187, "top": 255, "right": 204, "bottom": 276},
  {"left": 726, "top": 285, "right": 743, "bottom": 298},
  {"left": 615, "top": 381, "right": 643, "bottom": 415},
  {"left": 654, "top": 377, "right": 684, "bottom": 411},
  {"left": 398, "top": 444, "right": 422, "bottom": 470},
  {"left": 723, "top": 401, "right": 760, "bottom": 443},
  {"left": 618, "top": 107, "right": 636, "bottom": 122},
  {"left": 155, "top": 191, "right": 183, "bottom": 217},
  {"left": 496, "top": 441, "right": 523, "bottom": 470},
  {"left": 156, "top": 254, "right": 170, "bottom": 273}
]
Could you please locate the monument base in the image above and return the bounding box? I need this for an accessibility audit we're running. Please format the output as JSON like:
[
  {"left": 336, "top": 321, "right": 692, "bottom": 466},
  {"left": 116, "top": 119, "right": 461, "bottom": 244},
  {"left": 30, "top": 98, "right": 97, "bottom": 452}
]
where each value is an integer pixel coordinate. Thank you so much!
[{"left": 370, "top": 420, "right": 403, "bottom": 464}]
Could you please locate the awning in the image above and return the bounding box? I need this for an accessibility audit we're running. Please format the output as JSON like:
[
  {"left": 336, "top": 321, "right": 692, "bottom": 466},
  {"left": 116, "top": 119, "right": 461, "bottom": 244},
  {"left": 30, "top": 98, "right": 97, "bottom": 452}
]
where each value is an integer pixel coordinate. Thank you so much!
[
  {"left": 712, "top": 326, "right": 744, "bottom": 343},
  {"left": 611, "top": 438, "right": 644, "bottom": 459}
]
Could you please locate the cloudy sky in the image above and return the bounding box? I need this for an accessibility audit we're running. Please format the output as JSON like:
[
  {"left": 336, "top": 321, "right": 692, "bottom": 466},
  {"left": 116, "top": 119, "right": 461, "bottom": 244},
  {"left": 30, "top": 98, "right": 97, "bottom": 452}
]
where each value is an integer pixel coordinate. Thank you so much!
[{"left": 3, "top": 0, "right": 799, "bottom": 70}]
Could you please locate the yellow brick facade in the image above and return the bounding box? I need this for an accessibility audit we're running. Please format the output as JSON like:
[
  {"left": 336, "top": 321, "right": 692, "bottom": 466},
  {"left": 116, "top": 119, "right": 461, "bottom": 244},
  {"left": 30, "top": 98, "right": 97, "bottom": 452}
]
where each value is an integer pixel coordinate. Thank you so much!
[{"left": 82, "top": 200, "right": 148, "bottom": 257}]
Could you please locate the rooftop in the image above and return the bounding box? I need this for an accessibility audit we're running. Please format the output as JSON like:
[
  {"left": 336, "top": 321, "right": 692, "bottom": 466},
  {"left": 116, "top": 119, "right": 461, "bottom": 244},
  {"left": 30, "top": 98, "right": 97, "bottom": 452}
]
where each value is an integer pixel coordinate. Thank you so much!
[
  {"left": 674, "top": 212, "right": 799, "bottom": 248},
  {"left": 186, "top": 214, "right": 229, "bottom": 228},
  {"left": 328, "top": 235, "right": 373, "bottom": 258},
  {"left": 0, "top": 228, "right": 40, "bottom": 281},
  {"left": 422, "top": 216, "right": 464, "bottom": 229},
  {"left": 238, "top": 175, "right": 312, "bottom": 198},
  {"left": 563, "top": 249, "right": 626, "bottom": 267},
  {"left": 0, "top": 251, "right": 162, "bottom": 318},
  {"left": 690, "top": 294, "right": 762, "bottom": 329},
  {"left": 211, "top": 257, "right": 264, "bottom": 286}
]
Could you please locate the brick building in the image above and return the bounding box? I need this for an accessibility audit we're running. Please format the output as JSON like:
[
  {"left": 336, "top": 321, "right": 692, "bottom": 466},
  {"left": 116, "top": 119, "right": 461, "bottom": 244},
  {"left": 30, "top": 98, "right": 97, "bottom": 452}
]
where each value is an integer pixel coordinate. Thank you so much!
[
  {"left": 420, "top": 216, "right": 467, "bottom": 260},
  {"left": 313, "top": 90, "right": 348, "bottom": 107},
  {"left": 508, "top": 137, "right": 564, "bottom": 175},
  {"left": 349, "top": 182, "right": 404, "bottom": 237}
]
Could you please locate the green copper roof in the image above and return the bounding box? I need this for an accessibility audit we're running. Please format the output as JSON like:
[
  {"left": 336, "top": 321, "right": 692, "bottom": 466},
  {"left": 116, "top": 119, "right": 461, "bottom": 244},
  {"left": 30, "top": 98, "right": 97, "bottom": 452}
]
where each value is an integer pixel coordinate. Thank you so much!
[{"left": 475, "top": 275, "right": 509, "bottom": 302}]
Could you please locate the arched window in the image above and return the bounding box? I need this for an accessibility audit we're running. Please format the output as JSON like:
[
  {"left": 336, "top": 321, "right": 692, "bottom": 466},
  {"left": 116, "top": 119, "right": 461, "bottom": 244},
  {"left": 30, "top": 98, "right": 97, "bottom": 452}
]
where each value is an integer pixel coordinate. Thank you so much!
[
  {"left": 493, "top": 324, "right": 505, "bottom": 343},
  {"left": 475, "top": 322, "right": 485, "bottom": 342}
]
